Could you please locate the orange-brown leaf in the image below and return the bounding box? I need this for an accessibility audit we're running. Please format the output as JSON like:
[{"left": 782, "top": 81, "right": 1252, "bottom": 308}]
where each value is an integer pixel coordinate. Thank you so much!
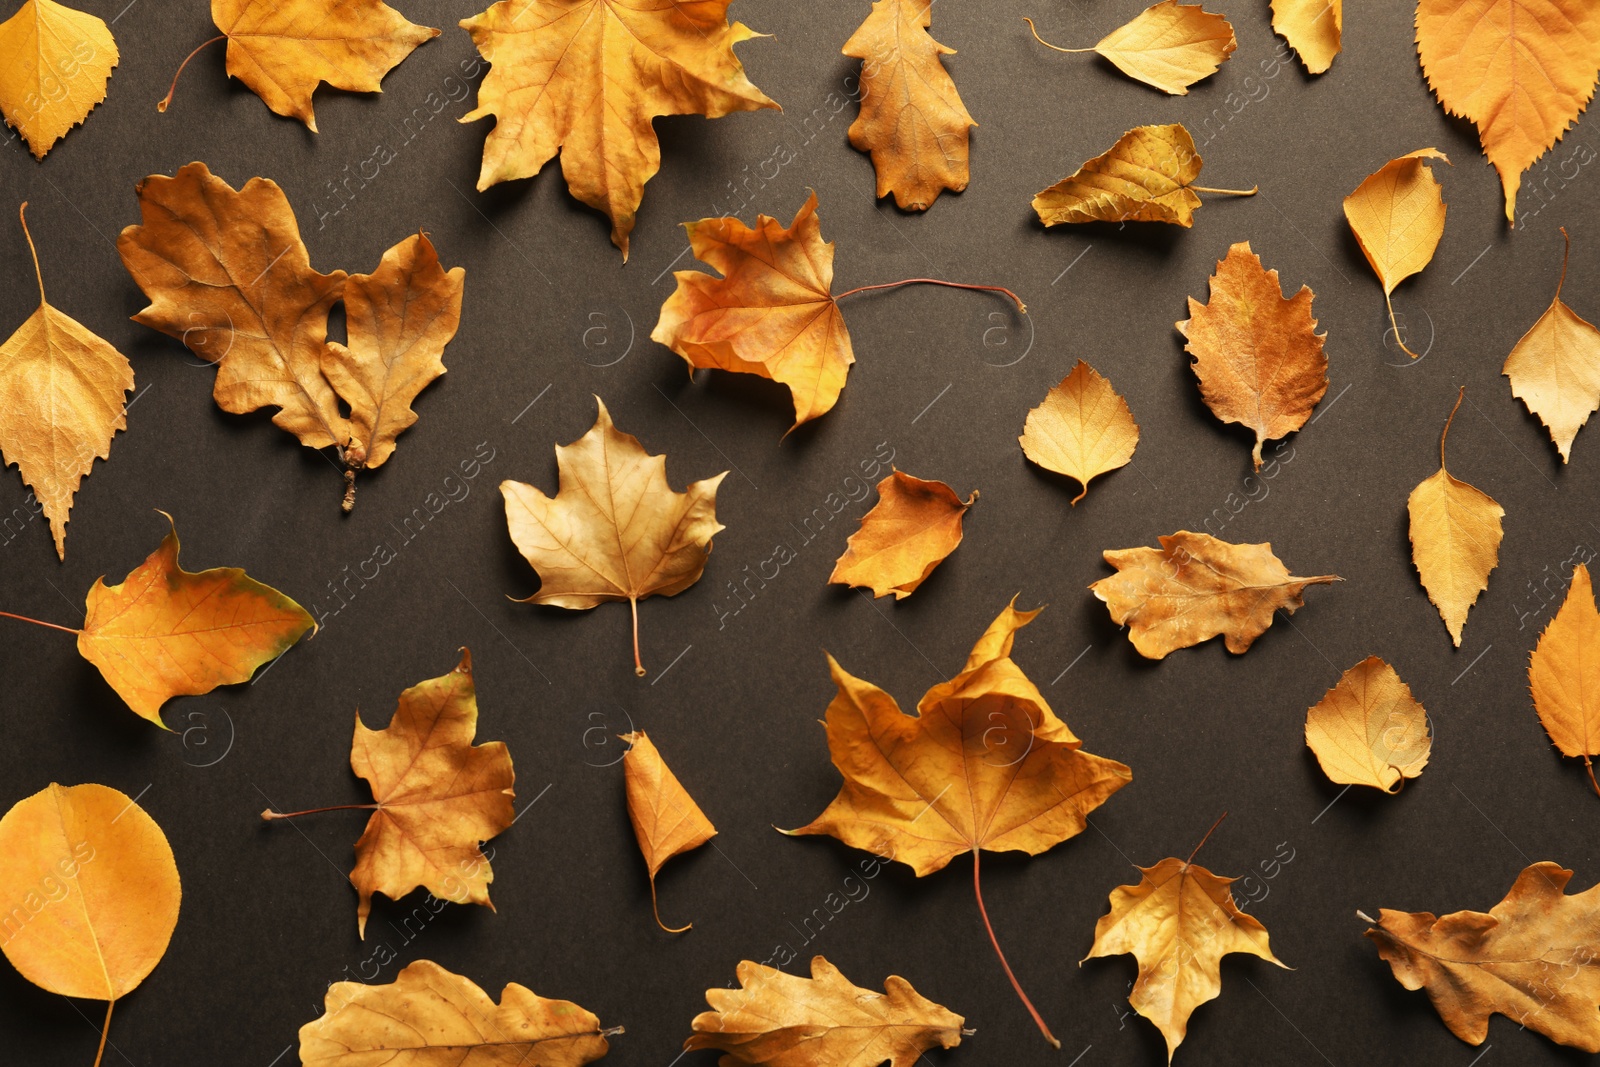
[
  {"left": 1529, "top": 564, "right": 1600, "bottom": 796},
  {"left": 829, "top": 470, "right": 974, "bottom": 599},
  {"left": 621, "top": 730, "right": 715, "bottom": 933}
]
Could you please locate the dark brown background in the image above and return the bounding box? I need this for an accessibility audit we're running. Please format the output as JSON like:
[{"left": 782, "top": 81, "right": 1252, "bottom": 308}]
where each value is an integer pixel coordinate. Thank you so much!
[{"left": 3, "top": 0, "right": 1599, "bottom": 1064}]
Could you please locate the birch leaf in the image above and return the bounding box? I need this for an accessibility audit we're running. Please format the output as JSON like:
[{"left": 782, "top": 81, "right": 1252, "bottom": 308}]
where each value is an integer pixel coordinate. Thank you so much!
[
  {"left": 1032, "top": 124, "right": 1255, "bottom": 227},
  {"left": 0, "top": 0, "right": 116, "bottom": 157},
  {"left": 1529, "top": 563, "right": 1600, "bottom": 797},
  {"left": 1343, "top": 149, "right": 1450, "bottom": 359},
  {"left": 1271, "top": 0, "right": 1340, "bottom": 74},
  {"left": 1305, "top": 656, "right": 1431, "bottom": 792},
  {"left": 1018, "top": 361, "right": 1139, "bottom": 505},
  {"left": 1504, "top": 228, "right": 1600, "bottom": 461},
  {"left": 1025, "top": 2, "right": 1236, "bottom": 95}
]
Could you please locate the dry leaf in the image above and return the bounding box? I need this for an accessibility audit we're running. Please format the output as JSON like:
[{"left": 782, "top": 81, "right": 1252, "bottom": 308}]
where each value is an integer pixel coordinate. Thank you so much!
[
  {"left": 1408, "top": 389, "right": 1504, "bottom": 647},
  {"left": 686, "top": 955, "right": 965, "bottom": 1067},
  {"left": 301, "top": 958, "right": 618, "bottom": 1066},
  {"left": 1025, "top": 2, "right": 1236, "bottom": 95},
  {"left": 1416, "top": 0, "right": 1600, "bottom": 222},
  {"left": 1091, "top": 530, "right": 1339, "bottom": 659},
  {"left": 1504, "top": 229, "right": 1600, "bottom": 461},
  {"left": 1343, "top": 149, "right": 1450, "bottom": 359},
  {"left": 1177, "top": 241, "right": 1328, "bottom": 468},
  {"left": 844, "top": 0, "right": 974, "bottom": 210},
  {"left": 502, "top": 397, "right": 726, "bottom": 676},
  {"left": 1305, "top": 656, "right": 1431, "bottom": 792},
  {"left": 460, "top": 0, "right": 777, "bottom": 259},
  {"left": 0, "top": 0, "right": 116, "bottom": 157},
  {"left": 828, "top": 470, "right": 975, "bottom": 599},
  {"left": 1271, "top": 0, "right": 1340, "bottom": 74},
  {"left": 1018, "top": 360, "right": 1139, "bottom": 504},
  {"left": 0, "top": 203, "right": 133, "bottom": 559},
  {"left": 1086, "top": 843, "right": 1287, "bottom": 1062},
  {"left": 1529, "top": 563, "right": 1600, "bottom": 797},
  {"left": 621, "top": 730, "right": 716, "bottom": 933},
  {"left": 1365, "top": 862, "right": 1600, "bottom": 1050},
  {"left": 1033, "top": 123, "right": 1255, "bottom": 227}
]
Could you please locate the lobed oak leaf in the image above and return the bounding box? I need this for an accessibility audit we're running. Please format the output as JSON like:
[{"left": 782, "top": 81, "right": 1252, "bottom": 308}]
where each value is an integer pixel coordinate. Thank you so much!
[
  {"left": 828, "top": 470, "right": 975, "bottom": 600},
  {"left": 1304, "top": 656, "right": 1431, "bottom": 792},
  {"left": 1018, "top": 360, "right": 1139, "bottom": 505},
  {"left": 459, "top": 0, "right": 778, "bottom": 259},
  {"left": 1343, "top": 149, "right": 1450, "bottom": 359},
  {"left": 1091, "top": 531, "right": 1339, "bottom": 659},
  {"left": 501, "top": 397, "right": 726, "bottom": 676},
  {"left": 1529, "top": 563, "right": 1600, "bottom": 797},
  {"left": 1177, "top": 241, "right": 1328, "bottom": 468},
  {"left": 1365, "top": 862, "right": 1600, "bottom": 1051},
  {"left": 1271, "top": 0, "right": 1340, "bottom": 74},
  {"left": 1503, "top": 229, "right": 1600, "bottom": 461},
  {"left": 1026, "top": 2, "right": 1236, "bottom": 96},
  {"left": 620, "top": 730, "right": 715, "bottom": 933},
  {"left": 0, "top": 0, "right": 116, "bottom": 158}
]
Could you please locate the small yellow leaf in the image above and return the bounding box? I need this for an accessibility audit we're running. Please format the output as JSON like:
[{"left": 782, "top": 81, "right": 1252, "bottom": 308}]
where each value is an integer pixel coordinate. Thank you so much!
[
  {"left": 1027, "top": 2, "right": 1235, "bottom": 96},
  {"left": 1271, "top": 0, "right": 1340, "bottom": 74},
  {"left": 1343, "top": 149, "right": 1450, "bottom": 359},
  {"left": 1529, "top": 563, "right": 1600, "bottom": 797},
  {"left": 828, "top": 470, "right": 975, "bottom": 599},
  {"left": 0, "top": 0, "right": 117, "bottom": 158},
  {"left": 1504, "top": 229, "right": 1600, "bottom": 462},
  {"left": 621, "top": 730, "right": 715, "bottom": 933},
  {"left": 1018, "top": 360, "right": 1139, "bottom": 504},
  {"left": 1033, "top": 124, "right": 1254, "bottom": 228},
  {"left": 1305, "top": 656, "right": 1431, "bottom": 792}
]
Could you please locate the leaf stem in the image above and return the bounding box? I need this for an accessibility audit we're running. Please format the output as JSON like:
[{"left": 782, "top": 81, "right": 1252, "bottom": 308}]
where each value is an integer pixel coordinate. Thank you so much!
[
  {"left": 1190, "top": 185, "right": 1259, "bottom": 197},
  {"left": 1186, "top": 811, "right": 1228, "bottom": 866},
  {"left": 92, "top": 998, "right": 113, "bottom": 1067},
  {"left": 834, "top": 278, "right": 1027, "bottom": 314},
  {"left": 631, "top": 597, "right": 645, "bottom": 677},
  {"left": 650, "top": 875, "right": 691, "bottom": 933},
  {"left": 1439, "top": 386, "right": 1464, "bottom": 468},
  {"left": 1557, "top": 226, "right": 1571, "bottom": 300},
  {"left": 157, "top": 35, "right": 225, "bottom": 113},
  {"left": 260, "top": 804, "right": 379, "bottom": 821},
  {"left": 1585, "top": 756, "right": 1599, "bottom": 800},
  {"left": 1385, "top": 291, "right": 1419, "bottom": 359},
  {"left": 0, "top": 609, "right": 80, "bottom": 635},
  {"left": 1022, "top": 17, "right": 1095, "bottom": 52},
  {"left": 18, "top": 203, "right": 46, "bottom": 307},
  {"left": 973, "top": 851, "right": 1060, "bottom": 1048}
]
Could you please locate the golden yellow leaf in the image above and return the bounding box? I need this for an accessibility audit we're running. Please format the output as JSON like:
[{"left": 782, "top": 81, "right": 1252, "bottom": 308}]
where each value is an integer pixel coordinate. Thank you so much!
[
  {"left": 1529, "top": 563, "right": 1600, "bottom": 797},
  {"left": 1416, "top": 0, "right": 1600, "bottom": 222},
  {"left": 621, "top": 730, "right": 715, "bottom": 933},
  {"left": 502, "top": 397, "right": 726, "bottom": 676},
  {"left": 1304, "top": 656, "right": 1431, "bottom": 792},
  {"left": 828, "top": 470, "right": 975, "bottom": 599},
  {"left": 301, "top": 959, "right": 617, "bottom": 1066},
  {"left": 844, "top": 0, "right": 974, "bottom": 210},
  {"left": 0, "top": 0, "right": 115, "bottom": 158},
  {"left": 460, "top": 0, "right": 777, "bottom": 258},
  {"left": 1025, "top": 2, "right": 1236, "bottom": 96},
  {"left": 1032, "top": 123, "right": 1255, "bottom": 227},
  {"left": 1343, "top": 149, "right": 1450, "bottom": 359},
  {"left": 1177, "top": 241, "right": 1328, "bottom": 468},
  {"left": 686, "top": 956, "right": 966, "bottom": 1067},
  {"left": 0, "top": 203, "right": 133, "bottom": 559},
  {"left": 1365, "top": 862, "right": 1600, "bottom": 1051},
  {"left": 1271, "top": 0, "right": 1340, "bottom": 74},
  {"left": 1091, "top": 530, "right": 1339, "bottom": 659},
  {"left": 1018, "top": 360, "right": 1139, "bottom": 505},
  {"left": 1504, "top": 229, "right": 1600, "bottom": 461},
  {"left": 1407, "top": 389, "right": 1504, "bottom": 647}
]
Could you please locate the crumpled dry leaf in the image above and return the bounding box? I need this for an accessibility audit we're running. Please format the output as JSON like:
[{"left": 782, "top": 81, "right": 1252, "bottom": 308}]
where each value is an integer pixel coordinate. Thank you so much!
[
  {"left": 1033, "top": 123, "right": 1254, "bottom": 227},
  {"left": 1365, "top": 862, "right": 1600, "bottom": 1051},
  {"left": 502, "top": 397, "right": 726, "bottom": 676},
  {"left": 300, "top": 958, "right": 617, "bottom": 1066},
  {"left": 460, "top": 0, "right": 777, "bottom": 258},
  {"left": 685, "top": 955, "right": 965, "bottom": 1067},
  {"left": 1026, "top": 2, "right": 1235, "bottom": 96},
  {"left": 1305, "top": 656, "right": 1431, "bottom": 792},
  {"left": 1178, "top": 241, "right": 1328, "bottom": 468},
  {"left": 1529, "top": 563, "right": 1600, "bottom": 797},
  {"left": 828, "top": 470, "right": 974, "bottom": 599},
  {"left": 0, "top": 203, "right": 133, "bottom": 559},
  {"left": 1343, "top": 149, "right": 1450, "bottom": 359},
  {"left": 1408, "top": 389, "right": 1504, "bottom": 648},
  {"left": 1416, "top": 0, "right": 1600, "bottom": 222},
  {"left": 0, "top": 0, "right": 116, "bottom": 158},
  {"left": 1091, "top": 530, "right": 1339, "bottom": 659},
  {"left": 1271, "top": 0, "right": 1340, "bottom": 74},
  {"left": 1018, "top": 360, "right": 1139, "bottom": 505},
  {"left": 1504, "top": 229, "right": 1600, "bottom": 461},
  {"left": 621, "top": 730, "right": 715, "bottom": 933},
  {"left": 844, "top": 0, "right": 974, "bottom": 211}
]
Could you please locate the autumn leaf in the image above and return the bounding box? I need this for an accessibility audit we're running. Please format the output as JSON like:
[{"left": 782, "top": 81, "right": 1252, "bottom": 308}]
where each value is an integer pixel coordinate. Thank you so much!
[
  {"left": 0, "top": 202, "right": 133, "bottom": 559},
  {"left": 1408, "top": 389, "right": 1504, "bottom": 648},
  {"left": 502, "top": 397, "right": 726, "bottom": 676},
  {"left": 1033, "top": 124, "right": 1256, "bottom": 227},
  {"left": 785, "top": 599, "right": 1131, "bottom": 1045},
  {"left": 1504, "top": 229, "right": 1600, "bottom": 461},
  {"left": 1343, "top": 149, "right": 1450, "bottom": 359},
  {"left": 1271, "top": 0, "right": 1340, "bottom": 74},
  {"left": 460, "top": 0, "right": 777, "bottom": 258},
  {"left": 1416, "top": 0, "right": 1600, "bottom": 222},
  {"left": 1529, "top": 563, "right": 1600, "bottom": 797},
  {"left": 1091, "top": 530, "right": 1339, "bottom": 659},
  {"left": 686, "top": 956, "right": 966, "bottom": 1067},
  {"left": 621, "top": 730, "right": 715, "bottom": 933},
  {"left": 1018, "top": 361, "right": 1139, "bottom": 505},
  {"left": 0, "top": 0, "right": 116, "bottom": 158},
  {"left": 1024, "top": 3, "right": 1236, "bottom": 96},
  {"left": 0, "top": 783, "right": 180, "bottom": 1066},
  {"left": 301, "top": 959, "right": 619, "bottom": 1066},
  {"left": 1305, "top": 656, "right": 1431, "bottom": 792},
  {"left": 1177, "top": 241, "right": 1328, "bottom": 468},
  {"left": 1364, "top": 862, "right": 1600, "bottom": 1051},
  {"left": 1086, "top": 818, "right": 1287, "bottom": 1063},
  {"left": 828, "top": 470, "right": 975, "bottom": 599}
]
